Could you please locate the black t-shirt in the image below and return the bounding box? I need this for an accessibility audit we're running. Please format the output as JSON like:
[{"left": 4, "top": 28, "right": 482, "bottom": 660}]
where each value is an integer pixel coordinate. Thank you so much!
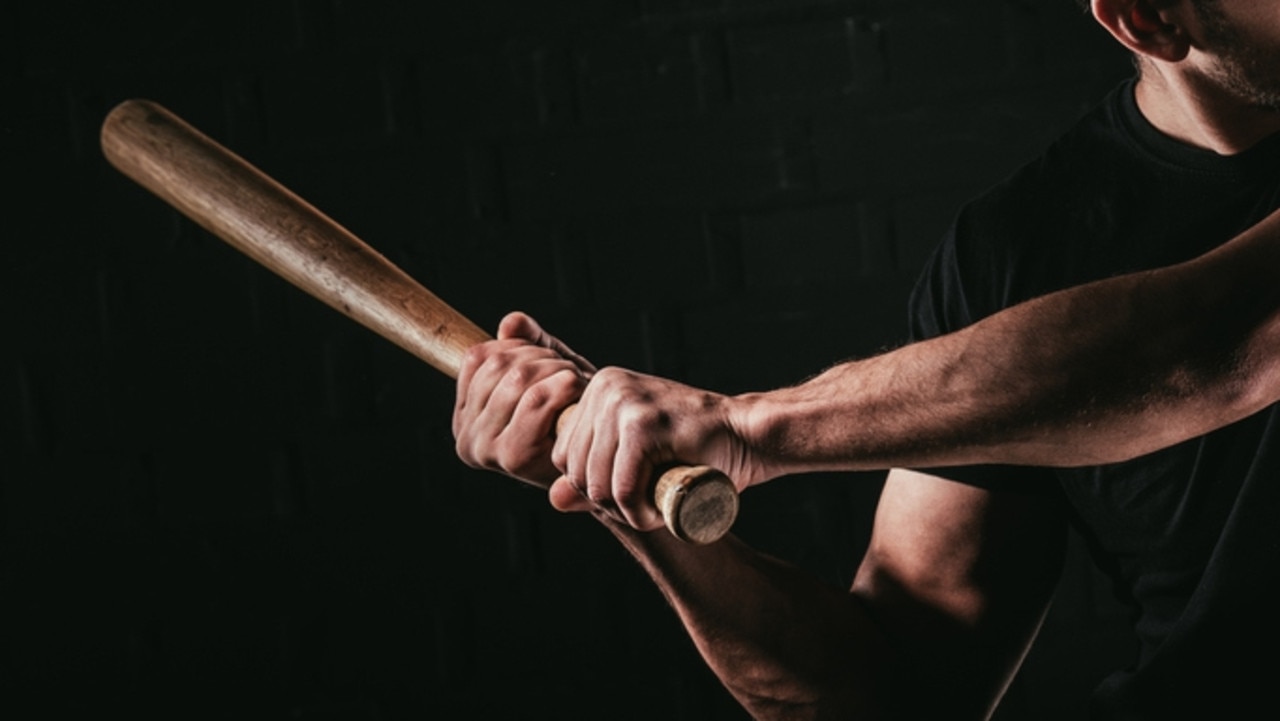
[{"left": 909, "top": 78, "right": 1280, "bottom": 719}]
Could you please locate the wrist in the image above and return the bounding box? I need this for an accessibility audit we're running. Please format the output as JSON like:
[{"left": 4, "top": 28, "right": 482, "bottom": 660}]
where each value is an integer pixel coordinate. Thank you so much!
[
  {"left": 724, "top": 389, "right": 802, "bottom": 487},
  {"left": 725, "top": 362, "right": 874, "bottom": 483}
]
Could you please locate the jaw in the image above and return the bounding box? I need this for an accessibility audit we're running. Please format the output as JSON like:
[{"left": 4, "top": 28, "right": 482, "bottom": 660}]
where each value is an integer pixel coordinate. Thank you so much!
[{"left": 1133, "top": 62, "right": 1280, "bottom": 155}]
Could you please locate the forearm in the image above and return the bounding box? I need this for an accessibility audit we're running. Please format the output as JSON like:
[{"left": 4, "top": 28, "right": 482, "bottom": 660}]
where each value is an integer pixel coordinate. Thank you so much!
[
  {"left": 599, "top": 515, "right": 894, "bottom": 719},
  {"left": 734, "top": 210, "right": 1280, "bottom": 476}
]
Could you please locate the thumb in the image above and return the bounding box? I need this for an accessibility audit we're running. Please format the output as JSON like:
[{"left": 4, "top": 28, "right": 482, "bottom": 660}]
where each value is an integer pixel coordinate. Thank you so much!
[
  {"left": 496, "top": 310, "right": 543, "bottom": 342},
  {"left": 548, "top": 476, "right": 594, "bottom": 513},
  {"left": 497, "top": 311, "right": 596, "bottom": 374}
]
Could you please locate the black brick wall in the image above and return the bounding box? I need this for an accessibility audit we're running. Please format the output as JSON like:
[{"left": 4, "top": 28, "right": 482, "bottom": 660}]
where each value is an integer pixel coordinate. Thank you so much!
[{"left": 4, "top": 1, "right": 1136, "bottom": 718}]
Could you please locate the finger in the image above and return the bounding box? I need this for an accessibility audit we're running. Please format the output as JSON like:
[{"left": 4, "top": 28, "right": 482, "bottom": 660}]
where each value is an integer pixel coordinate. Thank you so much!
[
  {"left": 474, "top": 356, "right": 573, "bottom": 446},
  {"left": 458, "top": 348, "right": 571, "bottom": 466},
  {"left": 488, "top": 366, "right": 584, "bottom": 477},
  {"left": 456, "top": 339, "right": 523, "bottom": 422},
  {"left": 458, "top": 348, "right": 519, "bottom": 456},
  {"left": 498, "top": 311, "right": 596, "bottom": 374},
  {"left": 550, "top": 397, "right": 576, "bottom": 474},
  {"left": 455, "top": 345, "right": 515, "bottom": 461},
  {"left": 613, "top": 440, "right": 663, "bottom": 531},
  {"left": 550, "top": 388, "right": 597, "bottom": 507},
  {"left": 543, "top": 335, "right": 595, "bottom": 375},
  {"left": 496, "top": 311, "right": 540, "bottom": 342},
  {"left": 548, "top": 475, "right": 593, "bottom": 513},
  {"left": 509, "top": 367, "right": 584, "bottom": 442},
  {"left": 453, "top": 343, "right": 489, "bottom": 437},
  {"left": 464, "top": 341, "right": 555, "bottom": 418},
  {"left": 584, "top": 410, "right": 620, "bottom": 512}
]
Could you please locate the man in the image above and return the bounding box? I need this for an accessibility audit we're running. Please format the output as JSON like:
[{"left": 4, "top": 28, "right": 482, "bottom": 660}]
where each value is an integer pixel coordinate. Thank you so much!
[{"left": 453, "top": 1, "right": 1280, "bottom": 718}]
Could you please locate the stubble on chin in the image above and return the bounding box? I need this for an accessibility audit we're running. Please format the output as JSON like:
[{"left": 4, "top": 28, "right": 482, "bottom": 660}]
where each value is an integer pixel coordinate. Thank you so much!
[{"left": 1198, "top": 6, "right": 1280, "bottom": 111}]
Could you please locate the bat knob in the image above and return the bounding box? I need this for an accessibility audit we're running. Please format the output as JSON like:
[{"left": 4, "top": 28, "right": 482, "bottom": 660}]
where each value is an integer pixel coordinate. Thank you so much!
[{"left": 654, "top": 466, "right": 739, "bottom": 544}]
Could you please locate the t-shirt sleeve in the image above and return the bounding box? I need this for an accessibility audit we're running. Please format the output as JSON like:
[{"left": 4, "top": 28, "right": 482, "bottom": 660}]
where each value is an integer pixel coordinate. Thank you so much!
[
  {"left": 904, "top": 215, "right": 1057, "bottom": 493},
  {"left": 908, "top": 224, "right": 973, "bottom": 343}
]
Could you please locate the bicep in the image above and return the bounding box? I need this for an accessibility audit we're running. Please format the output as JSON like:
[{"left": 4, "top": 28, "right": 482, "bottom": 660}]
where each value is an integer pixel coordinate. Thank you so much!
[{"left": 852, "top": 468, "right": 1067, "bottom": 719}]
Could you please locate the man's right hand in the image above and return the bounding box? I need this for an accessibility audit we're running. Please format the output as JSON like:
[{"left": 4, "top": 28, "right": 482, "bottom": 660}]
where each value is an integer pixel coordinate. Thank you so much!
[{"left": 546, "top": 365, "right": 760, "bottom": 531}]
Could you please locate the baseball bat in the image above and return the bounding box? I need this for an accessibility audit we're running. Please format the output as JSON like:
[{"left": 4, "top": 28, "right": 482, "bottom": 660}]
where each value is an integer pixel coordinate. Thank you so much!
[{"left": 100, "top": 99, "right": 738, "bottom": 544}]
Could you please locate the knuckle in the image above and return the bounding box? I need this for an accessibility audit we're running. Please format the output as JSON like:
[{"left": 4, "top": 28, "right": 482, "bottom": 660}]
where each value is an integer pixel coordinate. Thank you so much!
[
  {"left": 480, "top": 352, "right": 514, "bottom": 380},
  {"left": 495, "top": 450, "right": 529, "bottom": 474},
  {"left": 614, "top": 480, "right": 643, "bottom": 511},
  {"left": 593, "top": 366, "right": 625, "bottom": 388},
  {"left": 585, "top": 480, "right": 613, "bottom": 506},
  {"left": 455, "top": 439, "right": 483, "bottom": 469},
  {"left": 496, "top": 440, "right": 546, "bottom": 475},
  {"left": 618, "top": 405, "right": 666, "bottom": 434},
  {"left": 495, "top": 366, "right": 533, "bottom": 396},
  {"left": 530, "top": 368, "right": 586, "bottom": 410},
  {"left": 551, "top": 367, "right": 587, "bottom": 395},
  {"left": 508, "top": 361, "right": 539, "bottom": 385},
  {"left": 523, "top": 382, "right": 553, "bottom": 410},
  {"left": 461, "top": 344, "right": 490, "bottom": 373}
]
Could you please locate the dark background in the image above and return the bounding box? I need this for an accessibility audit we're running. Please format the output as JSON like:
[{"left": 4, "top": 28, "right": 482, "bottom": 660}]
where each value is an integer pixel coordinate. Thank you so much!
[{"left": 4, "top": 1, "right": 1136, "bottom": 718}]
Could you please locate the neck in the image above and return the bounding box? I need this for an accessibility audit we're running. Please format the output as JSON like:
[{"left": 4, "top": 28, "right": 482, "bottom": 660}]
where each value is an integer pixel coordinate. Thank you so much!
[{"left": 1135, "top": 67, "right": 1280, "bottom": 156}]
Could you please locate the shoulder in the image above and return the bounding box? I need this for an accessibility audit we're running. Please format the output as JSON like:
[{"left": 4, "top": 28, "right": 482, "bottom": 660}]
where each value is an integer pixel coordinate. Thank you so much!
[
  {"left": 911, "top": 84, "right": 1137, "bottom": 334},
  {"left": 958, "top": 94, "right": 1129, "bottom": 258}
]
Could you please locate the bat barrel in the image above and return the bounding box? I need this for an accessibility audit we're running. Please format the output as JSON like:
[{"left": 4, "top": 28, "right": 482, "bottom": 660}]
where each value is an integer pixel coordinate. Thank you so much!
[{"left": 100, "top": 98, "right": 489, "bottom": 377}]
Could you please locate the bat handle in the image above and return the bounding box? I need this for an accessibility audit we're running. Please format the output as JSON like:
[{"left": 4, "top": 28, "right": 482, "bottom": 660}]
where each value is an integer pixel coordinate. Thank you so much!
[{"left": 556, "top": 404, "right": 739, "bottom": 544}]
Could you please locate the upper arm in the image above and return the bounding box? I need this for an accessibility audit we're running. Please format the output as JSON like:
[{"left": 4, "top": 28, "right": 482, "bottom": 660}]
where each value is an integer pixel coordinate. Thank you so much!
[{"left": 853, "top": 468, "right": 1067, "bottom": 720}]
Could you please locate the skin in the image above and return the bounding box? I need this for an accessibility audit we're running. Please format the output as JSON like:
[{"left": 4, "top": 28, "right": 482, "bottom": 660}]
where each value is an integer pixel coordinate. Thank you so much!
[
  {"left": 460, "top": 200, "right": 1280, "bottom": 520},
  {"left": 1118, "top": 0, "right": 1280, "bottom": 152},
  {"left": 453, "top": 1, "right": 1280, "bottom": 718}
]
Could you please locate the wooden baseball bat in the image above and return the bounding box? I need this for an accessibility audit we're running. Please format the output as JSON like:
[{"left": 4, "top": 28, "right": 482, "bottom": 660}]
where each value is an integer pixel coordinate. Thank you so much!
[{"left": 100, "top": 98, "right": 738, "bottom": 544}]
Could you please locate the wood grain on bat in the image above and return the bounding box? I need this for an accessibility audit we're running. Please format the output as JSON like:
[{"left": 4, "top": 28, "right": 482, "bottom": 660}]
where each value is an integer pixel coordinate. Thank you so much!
[
  {"left": 101, "top": 98, "right": 489, "bottom": 378},
  {"left": 100, "top": 99, "right": 739, "bottom": 544}
]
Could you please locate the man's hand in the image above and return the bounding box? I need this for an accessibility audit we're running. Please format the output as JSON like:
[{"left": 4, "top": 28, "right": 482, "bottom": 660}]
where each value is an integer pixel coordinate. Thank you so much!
[
  {"left": 453, "top": 312, "right": 592, "bottom": 486},
  {"left": 548, "top": 367, "right": 759, "bottom": 532},
  {"left": 455, "top": 311, "right": 765, "bottom": 532}
]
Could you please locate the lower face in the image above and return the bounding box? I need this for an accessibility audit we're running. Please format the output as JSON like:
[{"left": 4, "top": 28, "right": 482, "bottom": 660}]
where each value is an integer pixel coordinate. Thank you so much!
[{"left": 1196, "top": 0, "right": 1280, "bottom": 110}]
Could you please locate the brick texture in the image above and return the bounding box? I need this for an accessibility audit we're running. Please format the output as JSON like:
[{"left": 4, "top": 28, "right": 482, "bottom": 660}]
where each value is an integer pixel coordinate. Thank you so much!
[{"left": 4, "top": 1, "right": 1136, "bottom": 718}]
